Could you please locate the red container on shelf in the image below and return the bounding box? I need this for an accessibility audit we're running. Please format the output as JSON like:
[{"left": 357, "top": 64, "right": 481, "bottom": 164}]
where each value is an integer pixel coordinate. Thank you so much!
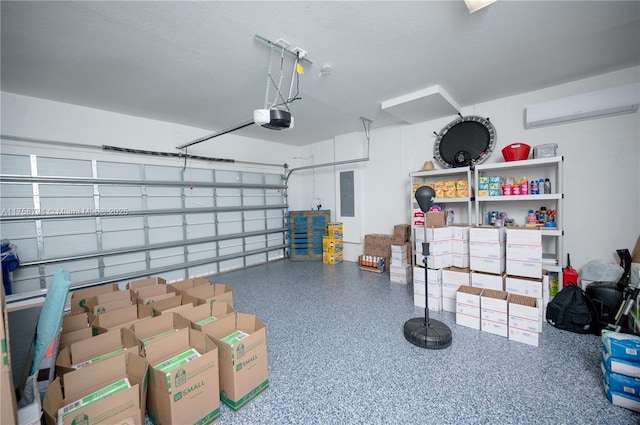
[{"left": 502, "top": 143, "right": 531, "bottom": 161}]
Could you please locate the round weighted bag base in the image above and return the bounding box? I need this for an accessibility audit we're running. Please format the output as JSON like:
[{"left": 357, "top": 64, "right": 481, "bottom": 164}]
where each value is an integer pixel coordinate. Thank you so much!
[{"left": 403, "top": 317, "right": 452, "bottom": 349}]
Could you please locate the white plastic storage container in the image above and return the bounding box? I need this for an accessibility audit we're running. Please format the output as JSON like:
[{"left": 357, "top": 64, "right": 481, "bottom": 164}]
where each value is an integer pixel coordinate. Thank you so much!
[{"left": 533, "top": 143, "right": 558, "bottom": 158}]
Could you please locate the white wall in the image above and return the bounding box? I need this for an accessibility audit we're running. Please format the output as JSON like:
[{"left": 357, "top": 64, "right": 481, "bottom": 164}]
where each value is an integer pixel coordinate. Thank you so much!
[
  {"left": 290, "top": 66, "right": 640, "bottom": 271},
  {"left": 0, "top": 91, "right": 295, "bottom": 174}
]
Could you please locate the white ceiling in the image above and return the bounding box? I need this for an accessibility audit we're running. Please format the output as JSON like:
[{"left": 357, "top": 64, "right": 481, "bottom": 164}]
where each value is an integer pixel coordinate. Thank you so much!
[{"left": 2, "top": 1, "right": 639, "bottom": 147}]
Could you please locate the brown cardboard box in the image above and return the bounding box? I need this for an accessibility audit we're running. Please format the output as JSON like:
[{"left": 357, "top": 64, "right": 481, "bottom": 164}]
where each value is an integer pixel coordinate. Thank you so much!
[
  {"left": 178, "top": 302, "right": 235, "bottom": 331},
  {"left": 138, "top": 294, "right": 192, "bottom": 318},
  {"left": 62, "top": 311, "right": 90, "bottom": 333},
  {"left": 167, "top": 278, "right": 211, "bottom": 296},
  {"left": 56, "top": 328, "right": 141, "bottom": 378},
  {"left": 393, "top": 224, "right": 412, "bottom": 244},
  {"left": 85, "top": 289, "right": 135, "bottom": 313},
  {"left": 129, "top": 312, "right": 191, "bottom": 347},
  {"left": 632, "top": 235, "right": 640, "bottom": 263},
  {"left": 126, "top": 277, "right": 167, "bottom": 291},
  {"left": 203, "top": 313, "right": 269, "bottom": 412},
  {"left": 43, "top": 352, "right": 148, "bottom": 425},
  {"left": 426, "top": 211, "right": 448, "bottom": 227},
  {"left": 145, "top": 327, "right": 220, "bottom": 425},
  {"left": 183, "top": 284, "right": 234, "bottom": 307},
  {"left": 1, "top": 283, "right": 18, "bottom": 425},
  {"left": 135, "top": 284, "right": 169, "bottom": 305},
  {"left": 59, "top": 328, "right": 93, "bottom": 350},
  {"left": 91, "top": 305, "right": 152, "bottom": 335},
  {"left": 70, "top": 284, "right": 119, "bottom": 313},
  {"left": 153, "top": 302, "right": 196, "bottom": 317}
]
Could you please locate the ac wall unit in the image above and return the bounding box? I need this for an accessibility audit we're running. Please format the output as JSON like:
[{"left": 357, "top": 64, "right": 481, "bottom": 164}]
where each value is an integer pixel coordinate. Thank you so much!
[{"left": 525, "top": 82, "right": 640, "bottom": 129}]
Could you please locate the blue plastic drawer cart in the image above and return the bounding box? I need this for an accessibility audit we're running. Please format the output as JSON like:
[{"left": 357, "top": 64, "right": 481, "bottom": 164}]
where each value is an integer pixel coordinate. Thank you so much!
[{"left": 288, "top": 210, "right": 330, "bottom": 261}]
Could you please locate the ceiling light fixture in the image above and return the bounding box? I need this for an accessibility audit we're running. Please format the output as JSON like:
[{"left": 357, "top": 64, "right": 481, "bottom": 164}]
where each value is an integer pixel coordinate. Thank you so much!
[{"left": 464, "top": 0, "right": 496, "bottom": 13}]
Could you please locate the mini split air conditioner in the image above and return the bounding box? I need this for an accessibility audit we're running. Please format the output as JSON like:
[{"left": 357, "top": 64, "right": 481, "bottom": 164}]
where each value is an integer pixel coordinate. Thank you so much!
[{"left": 525, "top": 82, "right": 640, "bottom": 129}]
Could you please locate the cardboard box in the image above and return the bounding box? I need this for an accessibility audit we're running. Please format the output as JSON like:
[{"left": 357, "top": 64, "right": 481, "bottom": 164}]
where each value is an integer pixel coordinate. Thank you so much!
[
  {"left": 135, "top": 284, "right": 170, "bottom": 305},
  {"left": 441, "top": 268, "right": 470, "bottom": 312},
  {"left": 393, "top": 224, "right": 412, "bottom": 244},
  {"left": 505, "top": 275, "right": 545, "bottom": 299},
  {"left": 139, "top": 294, "right": 192, "bottom": 318},
  {"left": 178, "top": 302, "right": 236, "bottom": 332},
  {"left": 470, "top": 242, "right": 505, "bottom": 274},
  {"left": 508, "top": 294, "right": 541, "bottom": 346},
  {"left": 70, "top": 284, "right": 119, "bottom": 313},
  {"left": 129, "top": 312, "right": 192, "bottom": 347},
  {"left": 203, "top": 313, "right": 269, "bottom": 412},
  {"left": 126, "top": 277, "right": 167, "bottom": 291},
  {"left": 632, "top": 235, "right": 640, "bottom": 263},
  {"left": 85, "top": 290, "right": 135, "bottom": 314},
  {"left": 167, "top": 278, "right": 211, "bottom": 296},
  {"left": 456, "top": 286, "right": 482, "bottom": 330},
  {"left": 43, "top": 352, "right": 148, "bottom": 425},
  {"left": 1, "top": 283, "right": 18, "bottom": 425},
  {"left": 56, "top": 327, "right": 141, "bottom": 378},
  {"left": 183, "top": 284, "right": 234, "bottom": 307},
  {"left": 506, "top": 229, "right": 542, "bottom": 278},
  {"left": 145, "top": 327, "right": 220, "bottom": 425},
  {"left": 91, "top": 305, "right": 152, "bottom": 335},
  {"left": 480, "top": 289, "right": 508, "bottom": 337},
  {"left": 60, "top": 312, "right": 92, "bottom": 349},
  {"left": 59, "top": 328, "right": 93, "bottom": 350},
  {"left": 426, "top": 211, "right": 448, "bottom": 227},
  {"left": 471, "top": 271, "right": 504, "bottom": 291}
]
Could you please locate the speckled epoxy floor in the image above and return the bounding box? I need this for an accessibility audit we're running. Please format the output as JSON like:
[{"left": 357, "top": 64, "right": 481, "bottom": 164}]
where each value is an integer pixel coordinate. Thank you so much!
[{"left": 199, "top": 259, "right": 639, "bottom": 425}]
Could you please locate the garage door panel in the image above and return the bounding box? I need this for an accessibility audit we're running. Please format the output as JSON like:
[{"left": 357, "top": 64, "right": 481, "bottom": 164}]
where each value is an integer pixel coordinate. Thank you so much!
[{"left": 102, "top": 229, "right": 145, "bottom": 250}]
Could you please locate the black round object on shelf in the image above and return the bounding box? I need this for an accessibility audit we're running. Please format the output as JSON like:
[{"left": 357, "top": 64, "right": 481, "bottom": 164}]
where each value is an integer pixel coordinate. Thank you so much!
[{"left": 433, "top": 115, "right": 496, "bottom": 168}]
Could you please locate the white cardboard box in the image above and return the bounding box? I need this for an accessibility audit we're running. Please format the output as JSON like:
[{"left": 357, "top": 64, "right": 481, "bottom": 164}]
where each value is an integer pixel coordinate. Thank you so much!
[
  {"left": 470, "top": 226, "right": 505, "bottom": 243},
  {"left": 442, "top": 267, "right": 471, "bottom": 286},
  {"left": 470, "top": 241, "right": 505, "bottom": 274},
  {"left": 505, "top": 275, "right": 546, "bottom": 299},
  {"left": 506, "top": 228, "right": 542, "bottom": 245},
  {"left": 456, "top": 286, "right": 482, "bottom": 330},
  {"left": 442, "top": 282, "right": 461, "bottom": 312},
  {"left": 509, "top": 294, "right": 541, "bottom": 346},
  {"left": 471, "top": 271, "right": 504, "bottom": 291},
  {"left": 480, "top": 289, "right": 508, "bottom": 337},
  {"left": 508, "top": 327, "right": 540, "bottom": 347}
]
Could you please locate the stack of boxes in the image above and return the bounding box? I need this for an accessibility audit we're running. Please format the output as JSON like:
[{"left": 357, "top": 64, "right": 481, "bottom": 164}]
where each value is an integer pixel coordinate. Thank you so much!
[
  {"left": 413, "top": 221, "right": 472, "bottom": 312},
  {"left": 455, "top": 226, "right": 546, "bottom": 347},
  {"left": 600, "top": 331, "right": 640, "bottom": 412},
  {"left": 361, "top": 234, "right": 394, "bottom": 273},
  {"left": 41, "top": 275, "right": 269, "bottom": 425},
  {"left": 390, "top": 225, "right": 413, "bottom": 284},
  {"left": 323, "top": 222, "right": 344, "bottom": 265}
]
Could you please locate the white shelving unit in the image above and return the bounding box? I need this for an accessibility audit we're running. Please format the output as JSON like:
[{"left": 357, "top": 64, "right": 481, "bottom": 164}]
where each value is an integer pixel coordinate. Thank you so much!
[
  {"left": 474, "top": 156, "right": 564, "bottom": 272},
  {"left": 410, "top": 166, "right": 473, "bottom": 224},
  {"left": 410, "top": 167, "right": 473, "bottom": 267}
]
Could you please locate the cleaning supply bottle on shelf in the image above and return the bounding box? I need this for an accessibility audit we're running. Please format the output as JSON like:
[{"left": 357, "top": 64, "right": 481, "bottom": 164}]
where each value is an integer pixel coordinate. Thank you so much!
[{"left": 521, "top": 177, "right": 529, "bottom": 195}]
